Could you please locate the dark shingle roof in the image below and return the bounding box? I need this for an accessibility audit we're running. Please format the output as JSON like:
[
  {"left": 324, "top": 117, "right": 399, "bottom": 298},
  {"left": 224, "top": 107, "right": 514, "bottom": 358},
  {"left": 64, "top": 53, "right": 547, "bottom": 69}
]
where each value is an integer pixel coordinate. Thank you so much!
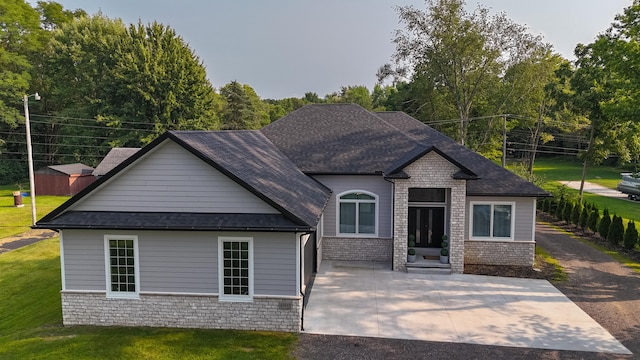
[
  {"left": 261, "top": 104, "right": 421, "bottom": 174},
  {"left": 169, "top": 131, "right": 331, "bottom": 226},
  {"left": 263, "top": 104, "right": 547, "bottom": 197},
  {"left": 93, "top": 148, "right": 140, "bottom": 177},
  {"left": 38, "top": 211, "right": 308, "bottom": 231},
  {"left": 41, "top": 163, "right": 94, "bottom": 176},
  {"left": 376, "top": 111, "right": 548, "bottom": 197}
]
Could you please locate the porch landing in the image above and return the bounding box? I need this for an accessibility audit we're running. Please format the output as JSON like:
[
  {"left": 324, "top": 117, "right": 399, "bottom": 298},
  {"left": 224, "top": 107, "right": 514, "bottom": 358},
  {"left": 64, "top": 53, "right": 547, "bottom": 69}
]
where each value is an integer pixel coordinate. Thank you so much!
[{"left": 406, "top": 247, "right": 451, "bottom": 274}]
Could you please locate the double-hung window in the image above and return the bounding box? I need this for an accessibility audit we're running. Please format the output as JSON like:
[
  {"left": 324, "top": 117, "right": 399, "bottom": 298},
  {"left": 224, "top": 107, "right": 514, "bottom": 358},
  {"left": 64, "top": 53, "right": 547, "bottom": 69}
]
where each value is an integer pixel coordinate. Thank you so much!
[
  {"left": 470, "top": 202, "right": 515, "bottom": 240},
  {"left": 338, "top": 191, "right": 377, "bottom": 236},
  {"left": 104, "top": 235, "right": 140, "bottom": 299},
  {"left": 218, "top": 237, "right": 253, "bottom": 301}
]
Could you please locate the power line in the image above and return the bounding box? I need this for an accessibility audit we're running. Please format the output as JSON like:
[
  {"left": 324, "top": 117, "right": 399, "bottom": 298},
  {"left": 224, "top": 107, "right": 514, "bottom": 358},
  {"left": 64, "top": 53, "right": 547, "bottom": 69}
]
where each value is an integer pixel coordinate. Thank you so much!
[
  {"left": 4, "top": 140, "right": 109, "bottom": 149},
  {"left": 30, "top": 113, "right": 161, "bottom": 127},
  {"left": 28, "top": 120, "right": 156, "bottom": 132}
]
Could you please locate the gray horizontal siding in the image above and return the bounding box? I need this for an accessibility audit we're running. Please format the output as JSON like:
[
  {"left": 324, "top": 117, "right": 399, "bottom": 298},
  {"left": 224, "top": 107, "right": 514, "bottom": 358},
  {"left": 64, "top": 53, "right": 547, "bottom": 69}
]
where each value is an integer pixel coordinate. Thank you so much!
[
  {"left": 254, "top": 233, "right": 297, "bottom": 295},
  {"left": 465, "top": 196, "right": 535, "bottom": 241},
  {"left": 72, "top": 140, "right": 278, "bottom": 214},
  {"left": 139, "top": 233, "right": 216, "bottom": 293},
  {"left": 61, "top": 229, "right": 298, "bottom": 296},
  {"left": 313, "top": 175, "right": 393, "bottom": 238},
  {"left": 62, "top": 232, "right": 105, "bottom": 291}
]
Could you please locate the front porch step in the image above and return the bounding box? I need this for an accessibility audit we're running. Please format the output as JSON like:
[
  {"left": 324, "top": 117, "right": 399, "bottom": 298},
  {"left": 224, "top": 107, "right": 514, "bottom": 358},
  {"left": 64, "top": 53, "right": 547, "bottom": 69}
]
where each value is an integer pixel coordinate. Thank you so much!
[
  {"left": 406, "top": 259, "right": 451, "bottom": 275},
  {"left": 406, "top": 266, "right": 451, "bottom": 275}
]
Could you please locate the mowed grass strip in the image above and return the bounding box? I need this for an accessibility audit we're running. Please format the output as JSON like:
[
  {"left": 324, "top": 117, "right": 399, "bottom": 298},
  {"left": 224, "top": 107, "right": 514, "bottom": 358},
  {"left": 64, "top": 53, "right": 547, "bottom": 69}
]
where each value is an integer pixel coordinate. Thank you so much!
[
  {"left": 0, "top": 239, "right": 297, "bottom": 360},
  {"left": 532, "top": 158, "right": 638, "bottom": 223},
  {"left": 0, "top": 185, "right": 70, "bottom": 238},
  {"left": 533, "top": 158, "right": 628, "bottom": 187}
]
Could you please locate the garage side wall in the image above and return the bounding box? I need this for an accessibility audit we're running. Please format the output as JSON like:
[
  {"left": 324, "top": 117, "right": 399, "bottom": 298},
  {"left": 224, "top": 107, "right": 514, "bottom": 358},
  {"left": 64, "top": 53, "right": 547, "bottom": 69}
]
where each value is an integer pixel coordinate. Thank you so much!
[{"left": 60, "top": 229, "right": 301, "bottom": 331}]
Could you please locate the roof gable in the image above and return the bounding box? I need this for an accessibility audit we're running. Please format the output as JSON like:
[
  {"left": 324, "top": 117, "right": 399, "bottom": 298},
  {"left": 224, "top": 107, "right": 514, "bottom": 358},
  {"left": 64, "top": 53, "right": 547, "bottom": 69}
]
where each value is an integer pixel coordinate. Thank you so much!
[
  {"left": 68, "top": 140, "right": 279, "bottom": 215},
  {"left": 376, "top": 111, "right": 549, "bottom": 197},
  {"left": 39, "top": 131, "right": 331, "bottom": 228},
  {"left": 170, "top": 131, "right": 331, "bottom": 226}
]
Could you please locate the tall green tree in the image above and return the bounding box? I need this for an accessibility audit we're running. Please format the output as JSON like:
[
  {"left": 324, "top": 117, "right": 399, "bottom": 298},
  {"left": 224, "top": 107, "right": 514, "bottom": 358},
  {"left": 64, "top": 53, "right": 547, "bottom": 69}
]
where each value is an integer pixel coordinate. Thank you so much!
[
  {"left": 565, "top": 1, "right": 640, "bottom": 199},
  {"left": 45, "top": 16, "right": 220, "bottom": 163},
  {"left": 220, "top": 81, "right": 262, "bottom": 130},
  {"left": 108, "top": 21, "right": 221, "bottom": 145},
  {"left": 45, "top": 14, "right": 128, "bottom": 163},
  {"left": 0, "top": 0, "right": 41, "bottom": 127},
  {"left": 593, "top": 1, "right": 640, "bottom": 167},
  {"left": 333, "top": 86, "right": 374, "bottom": 110},
  {"left": 382, "top": 0, "right": 550, "bottom": 152}
]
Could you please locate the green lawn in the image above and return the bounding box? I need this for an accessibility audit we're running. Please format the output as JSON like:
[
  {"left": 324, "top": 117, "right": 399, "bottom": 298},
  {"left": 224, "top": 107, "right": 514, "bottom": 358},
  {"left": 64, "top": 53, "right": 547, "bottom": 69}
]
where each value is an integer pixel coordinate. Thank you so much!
[
  {"left": 532, "top": 157, "right": 629, "bottom": 188},
  {"left": 0, "top": 185, "right": 70, "bottom": 238},
  {"left": 0, "top": 239, "right": 297, "bottom": 360},
  {"left": 532, "top": 158, "right": 638, "bottom": 222}
]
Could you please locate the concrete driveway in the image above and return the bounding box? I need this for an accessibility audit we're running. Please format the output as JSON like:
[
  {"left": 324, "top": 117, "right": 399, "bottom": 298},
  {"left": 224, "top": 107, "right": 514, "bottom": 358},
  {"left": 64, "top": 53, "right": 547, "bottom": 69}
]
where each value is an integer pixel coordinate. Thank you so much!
[{"left": 303, "top": 261, "right": 631, "bottom": 355}]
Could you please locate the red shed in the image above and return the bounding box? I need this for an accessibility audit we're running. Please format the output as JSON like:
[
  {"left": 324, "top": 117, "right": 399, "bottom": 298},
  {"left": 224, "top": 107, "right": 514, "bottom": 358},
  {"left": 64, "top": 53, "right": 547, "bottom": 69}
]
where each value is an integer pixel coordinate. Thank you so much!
[{"left": 34, "top": 163, "right": 96, "bottom": 196}]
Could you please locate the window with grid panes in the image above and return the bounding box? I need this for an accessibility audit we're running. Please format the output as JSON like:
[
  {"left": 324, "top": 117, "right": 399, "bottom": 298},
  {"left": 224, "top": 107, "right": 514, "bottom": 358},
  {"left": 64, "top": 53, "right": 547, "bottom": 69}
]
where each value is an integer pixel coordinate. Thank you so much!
[
  {"left": 105, "top": 236, "right": 139, "bottom": 298},
  {"left": 219, "top": 238, "right": 252, "bottom": 300}
]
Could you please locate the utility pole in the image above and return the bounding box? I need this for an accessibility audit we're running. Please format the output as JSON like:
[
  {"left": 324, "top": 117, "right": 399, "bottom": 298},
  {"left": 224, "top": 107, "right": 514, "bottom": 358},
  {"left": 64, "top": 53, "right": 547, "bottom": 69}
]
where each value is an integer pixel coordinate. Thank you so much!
[
  {"left": 502, "top": 115, "right": 507, "bottom": 168},
  {"left": 23, "top": 93, "right": 40, "bottom": 226}
]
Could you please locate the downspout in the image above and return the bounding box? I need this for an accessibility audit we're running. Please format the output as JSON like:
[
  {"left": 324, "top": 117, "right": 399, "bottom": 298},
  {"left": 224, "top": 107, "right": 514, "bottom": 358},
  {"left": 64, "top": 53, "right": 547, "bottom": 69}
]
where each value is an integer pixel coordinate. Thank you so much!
[
  {"left": 383, "top": 177, "right": 395, "bottom": 271},
  {"left": 298, "top": 231, "right": 312, "bottom": 332}
]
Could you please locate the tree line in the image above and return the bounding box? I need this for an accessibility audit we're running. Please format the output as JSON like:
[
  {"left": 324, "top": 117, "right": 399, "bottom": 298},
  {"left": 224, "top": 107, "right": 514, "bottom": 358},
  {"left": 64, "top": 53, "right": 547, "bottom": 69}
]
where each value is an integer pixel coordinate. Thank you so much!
[{"left": 1, "top": 0, "right": 640, "bottom": 185}]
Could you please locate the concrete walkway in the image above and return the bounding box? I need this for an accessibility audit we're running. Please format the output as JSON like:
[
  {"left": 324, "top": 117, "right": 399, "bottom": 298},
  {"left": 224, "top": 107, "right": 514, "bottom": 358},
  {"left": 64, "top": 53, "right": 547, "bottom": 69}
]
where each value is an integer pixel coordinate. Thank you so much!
[
  {"left": 303, "top": 261, "right": 631, "bottom": 355},
  {"left": 559, "top": 180, "right": 628, "bottom": 199},
  {"left": 0, "top": 229, "right": 57, "bottom": 254}
]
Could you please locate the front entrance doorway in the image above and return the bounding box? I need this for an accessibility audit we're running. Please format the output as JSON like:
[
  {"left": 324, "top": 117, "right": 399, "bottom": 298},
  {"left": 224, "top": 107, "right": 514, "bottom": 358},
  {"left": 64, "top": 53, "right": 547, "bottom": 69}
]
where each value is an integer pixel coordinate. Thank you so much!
[{"left": 408, "top": 207, "right": 445, "bottom": 248}]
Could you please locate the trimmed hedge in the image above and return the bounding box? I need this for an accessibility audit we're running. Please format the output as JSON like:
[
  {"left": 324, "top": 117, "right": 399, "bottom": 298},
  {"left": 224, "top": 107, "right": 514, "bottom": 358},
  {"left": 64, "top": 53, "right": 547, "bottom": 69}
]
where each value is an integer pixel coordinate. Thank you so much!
[
  {"left": 599, "top": 209, "right": 612, "bottom": 240},
  {"left": 624, "top": 220, "right": 638, "bottom": 250},
  {"left": 588, "top": 208, "right": 600, "bottom": 233},
  {"left": 607, "top": 215, "right": 624, "bottom": 245},
  {"left": 572, "top": 204, "right": 582, "bottom": 226}
]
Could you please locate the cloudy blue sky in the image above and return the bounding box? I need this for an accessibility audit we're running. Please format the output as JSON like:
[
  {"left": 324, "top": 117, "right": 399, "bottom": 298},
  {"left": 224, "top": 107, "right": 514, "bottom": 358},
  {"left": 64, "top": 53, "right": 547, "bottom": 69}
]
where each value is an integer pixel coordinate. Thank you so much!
[{"left": 53, "top": 0, "right": 632, "bottom": 99}]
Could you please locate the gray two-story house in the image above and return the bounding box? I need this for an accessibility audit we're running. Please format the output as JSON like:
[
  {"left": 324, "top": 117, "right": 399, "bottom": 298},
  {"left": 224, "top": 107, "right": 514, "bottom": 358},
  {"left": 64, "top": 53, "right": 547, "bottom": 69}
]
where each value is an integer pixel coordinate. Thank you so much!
[{"left": 36, "top": 104, "right": 548, "bottom": 332}]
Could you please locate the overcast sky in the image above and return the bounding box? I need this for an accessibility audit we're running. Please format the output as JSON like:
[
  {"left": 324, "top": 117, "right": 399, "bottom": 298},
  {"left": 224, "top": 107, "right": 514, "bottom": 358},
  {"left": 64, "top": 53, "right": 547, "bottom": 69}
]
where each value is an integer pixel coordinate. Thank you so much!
[{"left": 53, "top": 0, "right": 632, "bottom": 99}]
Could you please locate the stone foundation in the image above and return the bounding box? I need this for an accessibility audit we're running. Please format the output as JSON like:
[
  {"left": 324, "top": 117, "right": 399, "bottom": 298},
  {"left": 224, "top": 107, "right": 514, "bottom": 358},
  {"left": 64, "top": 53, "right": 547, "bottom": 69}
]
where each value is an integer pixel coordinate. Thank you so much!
[
  {"left": 464, "top": 240, "right": 535, "bottom": 266},
  {"left": 321, "top": 237, "right": 392, "bottom": 261},
  {"left": 61, "top": 292, "right": 302, "bottom": 332}
]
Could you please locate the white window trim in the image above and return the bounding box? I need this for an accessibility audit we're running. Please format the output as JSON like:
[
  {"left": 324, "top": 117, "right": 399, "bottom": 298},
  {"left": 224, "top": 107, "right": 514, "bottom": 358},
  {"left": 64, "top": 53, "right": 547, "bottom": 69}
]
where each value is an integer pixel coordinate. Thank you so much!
[
  {"left": 336, "top": 190, "right": 379, "bottom": 237},
  {"left": 218, "top": 236, "right": 254, "bottom": 302},
  {"left": 60, "top": 232, "right": 66, "bottom": 291},
  {"left": 104, "top": 235, "right": 140, "bottom": 299},
  {"left": 469, "top": 201, "right": 516, "bottom": 241}
]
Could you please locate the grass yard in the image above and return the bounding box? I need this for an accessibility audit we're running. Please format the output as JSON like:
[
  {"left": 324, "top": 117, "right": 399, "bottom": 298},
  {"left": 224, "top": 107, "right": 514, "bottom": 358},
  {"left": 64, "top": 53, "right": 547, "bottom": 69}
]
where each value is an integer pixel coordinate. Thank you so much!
[
  {"left": 0, "top": 239, "right": 297, "bottom": 360},
  {"left": 0, "top": 185, "right": 70, "bottom": 238},
  {"left": 533, "top": 157, "right": 629, "bottom": 188},
  {"left": 532, "top": 158, "right": 638, "bottom": 222}
]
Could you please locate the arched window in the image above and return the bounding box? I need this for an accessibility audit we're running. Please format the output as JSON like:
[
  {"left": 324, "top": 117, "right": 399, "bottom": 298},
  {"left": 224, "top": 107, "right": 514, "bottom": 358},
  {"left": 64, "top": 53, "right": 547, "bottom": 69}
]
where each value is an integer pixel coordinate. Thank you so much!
[{"left": 337, "top": 191, "right": 377, "bottom": 236}]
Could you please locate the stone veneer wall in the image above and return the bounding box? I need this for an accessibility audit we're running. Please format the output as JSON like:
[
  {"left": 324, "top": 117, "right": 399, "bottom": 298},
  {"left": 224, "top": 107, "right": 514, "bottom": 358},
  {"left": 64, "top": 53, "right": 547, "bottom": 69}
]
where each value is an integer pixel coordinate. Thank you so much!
[
  {"left": 61, "top": 292, "right": 302, "bottom": 332},
  {"left": 322, "top": 237, "right": 393, "bottom": 261},
  {"left": 393, "top": 152, "right": 467, "bottom": 273},
  {"left": 464, "top": 241, "right": 535, "bottom": 266}
]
